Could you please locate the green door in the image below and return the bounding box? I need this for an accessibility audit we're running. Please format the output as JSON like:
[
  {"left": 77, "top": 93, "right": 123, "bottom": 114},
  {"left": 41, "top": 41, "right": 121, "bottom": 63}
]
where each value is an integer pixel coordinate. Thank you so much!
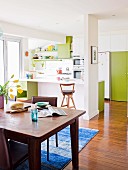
[
  {"left": 111, "top": 52, "right": 127, "bottom": 101},
  {"left": 127, "top": 52, "right": 128, "bottom": 102}
]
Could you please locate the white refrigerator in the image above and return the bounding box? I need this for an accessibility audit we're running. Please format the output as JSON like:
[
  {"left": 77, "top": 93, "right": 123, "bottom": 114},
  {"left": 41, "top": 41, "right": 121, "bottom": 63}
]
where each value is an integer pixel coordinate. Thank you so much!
[{"left": 98, "top": 51, "right": 110, "bottom": 99}]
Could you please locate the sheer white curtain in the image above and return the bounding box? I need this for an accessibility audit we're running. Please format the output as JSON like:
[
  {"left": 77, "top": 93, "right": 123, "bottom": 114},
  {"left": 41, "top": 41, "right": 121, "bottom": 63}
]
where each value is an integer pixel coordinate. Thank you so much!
[
  {"left": 0, "top": 40, "right": 4, "bottom": 85},
  {"left": 0, "top": 36, "right": 22, "bottom": 97},
  {"left": 7, "top": 41, "right": 20, "bottom": 79}
]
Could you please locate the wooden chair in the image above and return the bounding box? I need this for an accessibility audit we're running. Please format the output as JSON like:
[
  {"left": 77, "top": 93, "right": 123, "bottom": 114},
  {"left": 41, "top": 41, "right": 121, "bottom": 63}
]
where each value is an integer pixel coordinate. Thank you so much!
[
  {"left": 60, "top": 83, "right": 76, "bottom": 109},
  {"left": 31, "top": 96, "right": 58, "bottom": 161},
  {"left": 0, "top": 128, "right": 28, "bottom": 170},
  {"left": 31, "top": 96, "right": 57, "bottom": 107}
]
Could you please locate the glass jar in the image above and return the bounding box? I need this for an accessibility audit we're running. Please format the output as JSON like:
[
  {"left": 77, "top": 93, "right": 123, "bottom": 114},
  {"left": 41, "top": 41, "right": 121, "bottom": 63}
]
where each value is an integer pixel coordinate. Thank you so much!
[{"left": 31, "top": 108, "right": 38, "bottom": 122}]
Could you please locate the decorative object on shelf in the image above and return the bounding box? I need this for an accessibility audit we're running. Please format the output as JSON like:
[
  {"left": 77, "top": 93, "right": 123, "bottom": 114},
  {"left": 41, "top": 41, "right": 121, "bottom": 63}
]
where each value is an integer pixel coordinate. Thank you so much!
[
  {"left": 33, "top": 54, "right": 39, "bottom": 59},
  {"left": 47, "top": 45, "right": 52, "bottom": 51},
  {"left": 25, "top": 51, "right": 29, "bottom": 57},
  {"left": 91, "top": 46, "right": 98, "bottom": 64},
  {"left": 39, "top": 47, "right": 42, "bottom": 51},
  {"left": 0, "top": 74, "right": 23, "bottom": 108},
  {"left": 26, "top": 73, "right": 33, "bottom": 79},
  {"left": 56, "top": 67, "right": 62, "bottom": 74},
  {"left": 55, "top": 44, "right": 58, "bottom": 51},
  {"left": 47, "top": 45, "right": 55, "bottom": 51}
]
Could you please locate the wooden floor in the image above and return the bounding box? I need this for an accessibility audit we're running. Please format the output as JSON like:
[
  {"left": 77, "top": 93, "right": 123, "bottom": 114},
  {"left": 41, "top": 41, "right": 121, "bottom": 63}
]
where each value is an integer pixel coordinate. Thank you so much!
[{"left": 65, "top": 101, "right": 128, "bottom": 170}]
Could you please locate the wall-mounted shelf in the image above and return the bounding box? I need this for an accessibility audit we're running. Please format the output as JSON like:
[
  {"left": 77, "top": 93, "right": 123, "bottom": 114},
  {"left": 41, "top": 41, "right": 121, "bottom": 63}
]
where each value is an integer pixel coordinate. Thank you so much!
[
  {"left": 32, "top": 59, "right": 62, "bottom": 62},
  {"left": 30, "top": 37, "right": 73, "bottom": 70},
  {"left": 34, "top": 51, "right": 58, "bottom": 56},
  {"left": 36, "top": 50, "right": 57, "bottom": 52},
  {"left": 32, "top": 58, "right": 62, "bottom": 68}
]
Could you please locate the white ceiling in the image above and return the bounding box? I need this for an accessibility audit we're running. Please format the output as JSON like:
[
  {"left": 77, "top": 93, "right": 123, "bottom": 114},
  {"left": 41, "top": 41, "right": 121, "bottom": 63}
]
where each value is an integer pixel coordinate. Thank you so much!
[{"left": 0, "top": 0, "right": 128, "bottom": 35}]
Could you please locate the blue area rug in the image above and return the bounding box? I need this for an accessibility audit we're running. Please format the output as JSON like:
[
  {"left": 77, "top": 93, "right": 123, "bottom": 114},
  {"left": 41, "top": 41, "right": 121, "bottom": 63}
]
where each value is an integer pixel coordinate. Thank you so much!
[{"left": 16, "top": 127, "right": 99, "bottom": 170}]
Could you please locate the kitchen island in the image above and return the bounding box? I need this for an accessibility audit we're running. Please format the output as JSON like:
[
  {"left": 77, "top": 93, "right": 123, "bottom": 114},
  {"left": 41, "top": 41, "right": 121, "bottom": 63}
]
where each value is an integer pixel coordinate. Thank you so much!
[{"left": 19, "top": 78, "right": 85, "bottom": 109}]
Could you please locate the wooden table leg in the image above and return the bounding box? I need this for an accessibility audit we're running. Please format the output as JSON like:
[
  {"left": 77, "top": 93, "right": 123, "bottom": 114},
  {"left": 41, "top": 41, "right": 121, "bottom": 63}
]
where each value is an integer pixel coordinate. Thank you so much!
[
  {"left": 70, "top": 119, "right": 79, "bottom": 170},
  {"left": 29, "top": 138, "right": 41, "bottom": 170}
]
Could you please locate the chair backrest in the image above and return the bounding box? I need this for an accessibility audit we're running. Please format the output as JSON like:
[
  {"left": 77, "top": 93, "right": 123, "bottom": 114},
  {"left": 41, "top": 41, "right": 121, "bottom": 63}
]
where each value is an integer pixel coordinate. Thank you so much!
[
  {"left": 0, "top": 128, "right": 11, "bottom": 169},
  {"left": 31, "top": 96, "right": 57, "bottom": 107},
  {"left": 60, "top": 83, "right": 75, "bottom": 93}
]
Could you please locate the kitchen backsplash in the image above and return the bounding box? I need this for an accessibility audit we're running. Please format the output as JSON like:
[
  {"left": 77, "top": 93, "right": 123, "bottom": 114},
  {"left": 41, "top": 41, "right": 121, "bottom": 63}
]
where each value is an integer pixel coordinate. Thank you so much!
[{"left": 29, "top": 59, "right": 73, "bottom": 78}]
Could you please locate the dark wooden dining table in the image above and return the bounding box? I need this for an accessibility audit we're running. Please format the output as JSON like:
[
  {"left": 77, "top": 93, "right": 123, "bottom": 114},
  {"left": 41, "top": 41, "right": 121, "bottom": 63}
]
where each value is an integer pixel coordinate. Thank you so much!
[{"left": 0, "top": 104, "right": 85, "bottom": 170}]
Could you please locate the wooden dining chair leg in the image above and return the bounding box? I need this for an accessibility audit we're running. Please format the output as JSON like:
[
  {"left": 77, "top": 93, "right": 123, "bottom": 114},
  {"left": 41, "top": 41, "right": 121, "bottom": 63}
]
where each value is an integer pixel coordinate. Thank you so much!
[
  {"left": 71, "top": 96, "right": 76, "bottom": 109},
  {"left": 66, "top": 96, "right": 68, "bottom": 105},
  {"left": 47, "top": 139, "right": 49, "bottom": 161},
  {"left": 67, "top": 96, "right": 70, "bottom": 108},
  {"left": 61, "top": 95, "right": 65, "bottom": 107},
  {"left": 55, "top": 133, "right": 58, "bottom": 147}
]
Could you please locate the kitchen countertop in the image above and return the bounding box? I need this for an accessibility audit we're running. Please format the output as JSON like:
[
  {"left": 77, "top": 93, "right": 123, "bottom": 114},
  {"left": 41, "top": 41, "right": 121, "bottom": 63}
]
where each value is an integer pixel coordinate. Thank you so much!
[{"left": 20, "top": 78, "right": 84, "bottom": 85}]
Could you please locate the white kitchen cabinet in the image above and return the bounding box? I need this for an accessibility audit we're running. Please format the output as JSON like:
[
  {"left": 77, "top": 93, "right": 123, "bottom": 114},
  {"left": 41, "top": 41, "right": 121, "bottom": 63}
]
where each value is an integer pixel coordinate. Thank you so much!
[
  {"left": 110, "top": 34, "right": 127, "bottom": 51},
  {"left": 98, "top": 32, "right": 128, "bottom": 52},
  {"left": 72, "top": 36, "right": 84, "bottom": 57},
  {"left": 98, "top": 34, "right": 111, "bottom": 52}
]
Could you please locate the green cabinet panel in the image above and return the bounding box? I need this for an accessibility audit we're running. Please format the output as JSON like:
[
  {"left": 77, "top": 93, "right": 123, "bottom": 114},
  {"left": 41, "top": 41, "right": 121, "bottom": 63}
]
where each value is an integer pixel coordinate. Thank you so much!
[
  {"left": 66, "top": 36, "right": 73, "bottom": 44},
  {"left": 98, "top": 81, "right": 105, "bottom": 112},
  {"left": 127, "top": 55, "right": 128, "bottom": 102},
  {"left": 18, "top": 81, "right": 38, "bottom": 100},
  {"left": 58, "top": 44, "right": 70, "bottom": 59},
  {"left": 27, "top": 82, "right": 38, "bottom": 99},
  {"left": 111, "top": 52, "right": 128, "bottom": 101}
]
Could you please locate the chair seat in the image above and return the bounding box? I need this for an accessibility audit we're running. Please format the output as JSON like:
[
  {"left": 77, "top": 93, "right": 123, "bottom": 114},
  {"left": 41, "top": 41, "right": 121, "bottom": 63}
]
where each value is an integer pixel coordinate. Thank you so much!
[
  {"left": 9, "top": 140, "right": 28, "bottom": 168},
  {"left": 62, "top": 90, "right": 75, "bottom": 95}
]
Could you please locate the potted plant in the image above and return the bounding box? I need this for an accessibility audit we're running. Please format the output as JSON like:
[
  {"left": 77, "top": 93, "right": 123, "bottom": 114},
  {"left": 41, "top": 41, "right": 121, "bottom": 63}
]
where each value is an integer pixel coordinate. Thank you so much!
[{"left": 0, "top": 74, "right": 23, "bottom": 108}]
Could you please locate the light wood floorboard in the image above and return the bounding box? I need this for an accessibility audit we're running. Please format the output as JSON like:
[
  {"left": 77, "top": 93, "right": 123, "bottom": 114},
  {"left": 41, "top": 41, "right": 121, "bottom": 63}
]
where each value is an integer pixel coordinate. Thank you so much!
[{"left": 64, "top": 101, "right": 128, "bottom": 170}]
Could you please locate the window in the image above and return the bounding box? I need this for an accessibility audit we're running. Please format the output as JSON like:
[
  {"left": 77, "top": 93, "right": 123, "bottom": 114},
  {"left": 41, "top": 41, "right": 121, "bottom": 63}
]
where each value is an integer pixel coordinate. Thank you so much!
[
  {"left": 0, "top": 35, "right": 22, "bottom": 83},
  {"left": 7, "top": 41, "right": 20, "bottom": 79}
]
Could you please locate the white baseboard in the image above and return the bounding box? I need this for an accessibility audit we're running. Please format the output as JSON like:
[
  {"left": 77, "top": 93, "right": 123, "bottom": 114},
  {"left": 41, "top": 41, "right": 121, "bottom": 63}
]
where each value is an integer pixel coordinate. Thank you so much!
[{"left": 83, "top": 110, "right": 99, "bottom": 120}]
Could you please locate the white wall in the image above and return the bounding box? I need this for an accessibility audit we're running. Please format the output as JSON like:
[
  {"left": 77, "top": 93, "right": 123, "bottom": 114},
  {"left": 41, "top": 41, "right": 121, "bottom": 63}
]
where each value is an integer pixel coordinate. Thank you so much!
[
  {"left": 83, "top": 14, "right": 98, "bottom": 120},
  {"left": 73, "top": 23, "right": 101, "bottom": 118}
]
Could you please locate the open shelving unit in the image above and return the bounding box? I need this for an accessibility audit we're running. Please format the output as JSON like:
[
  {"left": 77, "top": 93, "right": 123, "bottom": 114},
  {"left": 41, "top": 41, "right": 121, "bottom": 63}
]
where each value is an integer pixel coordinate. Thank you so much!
[{"left": 30, "top": 36, "right": 73, "bottom": 69}]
